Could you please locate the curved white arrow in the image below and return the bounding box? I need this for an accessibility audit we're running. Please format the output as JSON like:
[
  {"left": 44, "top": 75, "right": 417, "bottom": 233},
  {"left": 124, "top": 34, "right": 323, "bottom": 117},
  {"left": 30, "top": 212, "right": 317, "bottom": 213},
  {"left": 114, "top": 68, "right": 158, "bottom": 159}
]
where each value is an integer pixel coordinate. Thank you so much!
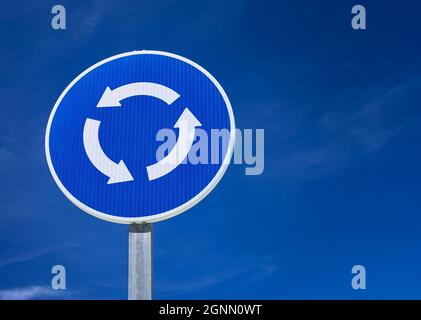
[
  {"left": 97, "top": 82, "right": 180, "bottom": 108},
  {"left": 83, "top": 118, "right": 134, "bottom": 184},
  {"left": 147, "top": 108, "right": 202, "bottom": 181}
]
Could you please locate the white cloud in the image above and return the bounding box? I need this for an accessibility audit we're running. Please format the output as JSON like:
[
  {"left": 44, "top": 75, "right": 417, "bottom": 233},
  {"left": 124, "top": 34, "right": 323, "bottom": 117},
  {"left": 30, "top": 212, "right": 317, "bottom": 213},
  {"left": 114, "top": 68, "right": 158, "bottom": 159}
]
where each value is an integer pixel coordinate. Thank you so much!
[
  {"left": 70, "top": 0, "right": 120, "bottom": 42},
  {"left": 157, "top": 263, "right": 277, "bottom": 295},
  {"left": 0, "top": 148, "right": 14, "bottom": 165},
  {"left": 0, "top": 243, "right": 79, "bottom": 268},
  {"left": 0, "top": 286, "right": 57, "bottom": 300},
  {"left": 259, "top": 76, "right": 421, "bottom": 187}
]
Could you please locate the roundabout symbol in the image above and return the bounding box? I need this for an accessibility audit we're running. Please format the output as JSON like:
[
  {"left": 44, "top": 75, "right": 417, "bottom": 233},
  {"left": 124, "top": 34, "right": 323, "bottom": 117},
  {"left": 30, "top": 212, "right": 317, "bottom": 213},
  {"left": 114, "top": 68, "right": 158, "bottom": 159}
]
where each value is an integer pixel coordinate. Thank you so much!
[{"left": 83, "top": 82, "right": 202, "bottom": 184}]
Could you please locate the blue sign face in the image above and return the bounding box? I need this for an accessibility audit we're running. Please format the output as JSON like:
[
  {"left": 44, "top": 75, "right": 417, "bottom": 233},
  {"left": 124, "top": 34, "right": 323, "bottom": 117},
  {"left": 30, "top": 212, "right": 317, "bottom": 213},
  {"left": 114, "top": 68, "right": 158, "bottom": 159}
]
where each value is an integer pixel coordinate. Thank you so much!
[{"left": 45, "top": 51, "right": 235, "bottom": 223}]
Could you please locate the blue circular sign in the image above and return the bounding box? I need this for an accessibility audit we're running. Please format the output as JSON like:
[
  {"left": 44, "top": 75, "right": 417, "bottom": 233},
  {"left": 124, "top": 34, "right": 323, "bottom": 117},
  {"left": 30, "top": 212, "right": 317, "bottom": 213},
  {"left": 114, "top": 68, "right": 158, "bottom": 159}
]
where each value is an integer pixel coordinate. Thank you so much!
[{"left": 45, "top": 51, "right": 235, "bottom": 223}]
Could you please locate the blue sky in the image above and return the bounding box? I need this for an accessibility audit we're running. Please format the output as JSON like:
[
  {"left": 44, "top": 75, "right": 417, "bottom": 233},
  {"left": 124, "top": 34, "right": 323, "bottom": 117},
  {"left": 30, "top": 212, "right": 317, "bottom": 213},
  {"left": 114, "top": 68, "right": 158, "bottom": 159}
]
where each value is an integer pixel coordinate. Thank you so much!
[{"left": 1, "top": 0, "right": 421, "bottom": 299}]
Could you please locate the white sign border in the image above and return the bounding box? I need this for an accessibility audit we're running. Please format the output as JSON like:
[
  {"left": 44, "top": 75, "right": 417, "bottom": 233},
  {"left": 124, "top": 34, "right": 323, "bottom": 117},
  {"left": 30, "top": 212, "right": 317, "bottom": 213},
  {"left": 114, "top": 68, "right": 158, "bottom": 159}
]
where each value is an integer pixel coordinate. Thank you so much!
[{"left": 45, "top": 50, "right": 236, "bottom": 224}]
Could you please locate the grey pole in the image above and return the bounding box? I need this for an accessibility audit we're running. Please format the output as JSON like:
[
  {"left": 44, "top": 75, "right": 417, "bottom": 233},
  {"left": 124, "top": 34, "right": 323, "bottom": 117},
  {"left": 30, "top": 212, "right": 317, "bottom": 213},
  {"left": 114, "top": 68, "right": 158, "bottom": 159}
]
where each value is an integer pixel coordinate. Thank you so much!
[{"left": 128, "top": 223, "right": 152, "bottom": 300}]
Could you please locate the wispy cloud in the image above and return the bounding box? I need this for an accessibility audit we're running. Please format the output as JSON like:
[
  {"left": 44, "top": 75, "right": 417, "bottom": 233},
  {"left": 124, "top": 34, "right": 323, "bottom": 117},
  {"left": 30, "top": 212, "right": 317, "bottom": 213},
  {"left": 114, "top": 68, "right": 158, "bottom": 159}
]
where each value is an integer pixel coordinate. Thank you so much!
[
  {"left": 70, "top": 0, "right": 120, "bottom": 42},
  {"left": 260, "top": 76, "right": 421, "bottom": 187},
  {"left": 0, "top": 243, "right": 79, "bottom": 268},
  {"left": 156, "top": 262, "right": 277, "bottom": 295},
  {"left": 0, "top": 148, "right": 14, "bottom": 166},
  {"left": 0, "top": 134, "right": 17, "bottom": 170},
  {"left": 0, "top": 286, "right": 57, "bottom": 300},
  {"left": 155, "top": 239, "right": 279, "bottom": 296}
]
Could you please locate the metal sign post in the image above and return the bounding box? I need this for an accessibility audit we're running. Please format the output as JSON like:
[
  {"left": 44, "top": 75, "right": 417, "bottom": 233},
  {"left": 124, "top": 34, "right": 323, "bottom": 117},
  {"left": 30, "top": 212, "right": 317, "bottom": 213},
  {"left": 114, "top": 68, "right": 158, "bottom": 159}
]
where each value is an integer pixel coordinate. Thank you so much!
[{"left": 128, "top": 223, "right": 152, "bottom": 300}]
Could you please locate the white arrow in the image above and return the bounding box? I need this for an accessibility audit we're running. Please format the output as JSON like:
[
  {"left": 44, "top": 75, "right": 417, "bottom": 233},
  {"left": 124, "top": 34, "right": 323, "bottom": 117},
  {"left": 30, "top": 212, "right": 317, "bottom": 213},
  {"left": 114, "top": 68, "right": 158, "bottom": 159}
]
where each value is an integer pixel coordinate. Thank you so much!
[
  {"left": 97, "top": 82, "right": 180, "bottom": 108},
  {"left": 146, "top": 108, "right": 202, "bottom": 181},
  {"left": 83, "top": 118, "right": 134, "bottom": 184}
]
